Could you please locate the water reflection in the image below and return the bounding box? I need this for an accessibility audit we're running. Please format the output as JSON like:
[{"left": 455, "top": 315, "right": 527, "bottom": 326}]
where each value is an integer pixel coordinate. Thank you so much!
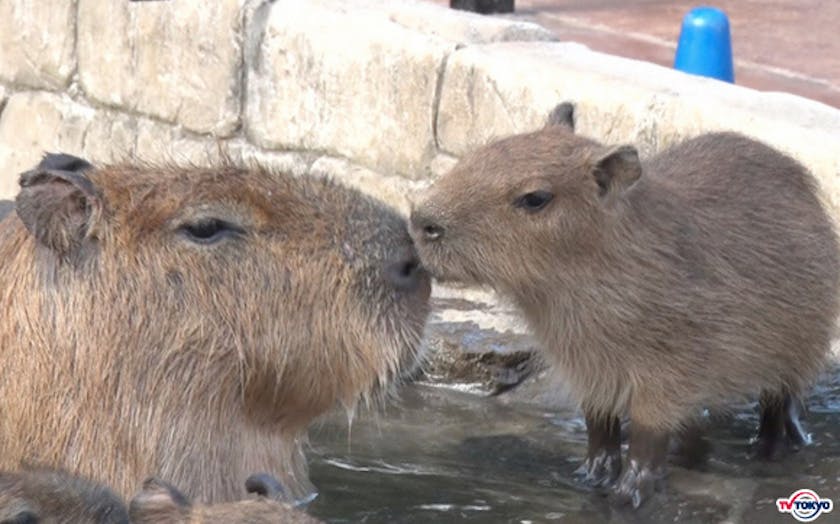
[{"left": 307, "top": 366, "right": 840, "bottom": 523}]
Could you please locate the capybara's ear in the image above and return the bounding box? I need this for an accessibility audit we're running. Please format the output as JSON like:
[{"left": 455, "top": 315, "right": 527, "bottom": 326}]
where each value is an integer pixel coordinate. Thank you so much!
[
  {"left": 36, "top": 152, "right": 94, "bottom": 173},
  {"left": 0, "top": 499, "right": 38, "bottom": 524},
  {"left": 245, "top": 473, "right": 285, "bottom": 500},
  {"left": 545, "top": 102, "right": 575, "bottom": 131},
  {"left": 592, "top": 145, "right": 641, "bottom": 197},
  {"left": 128, "top": 478, "right": 190, "bottom": 524},
  {"left": 15, "top": 155, "right": 101, "bottom": 258},
  {"left": 0, "top": 510, "right": 38, "bottom": 524}
]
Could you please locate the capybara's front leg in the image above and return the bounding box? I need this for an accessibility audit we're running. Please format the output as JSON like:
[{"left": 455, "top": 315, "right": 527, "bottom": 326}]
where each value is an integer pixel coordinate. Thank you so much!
[
  {"left": 611, "top": 423, "right": 668, "bottom": 508},
  {"left": 756, "top": 390, "right": 810, "bottom": 459},
  {"left": 575, "top": 412, "right": 621, "bottom": 487}
]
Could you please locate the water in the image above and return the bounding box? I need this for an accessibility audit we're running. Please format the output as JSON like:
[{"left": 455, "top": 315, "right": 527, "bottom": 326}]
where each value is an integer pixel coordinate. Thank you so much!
[{"left": 305, "top": 369, "right": 840, "bottom": 524}]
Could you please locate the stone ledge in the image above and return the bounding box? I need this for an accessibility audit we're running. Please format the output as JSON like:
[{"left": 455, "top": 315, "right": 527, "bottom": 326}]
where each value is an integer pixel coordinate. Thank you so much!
[
  {"left": 77, "top": 0, "right": 244, "bottom": 136},
  {"left": 0, "top": 0, "right": 77, "bottom": 90},
  {"left": 245, "top": 0, "right": 453, "bottom": 180},
  {"left": 0, "top": 90, "right": 430, "bottom": 215},
  {"left": 2, "top": 0, "right": 840, "bottom": 224}
]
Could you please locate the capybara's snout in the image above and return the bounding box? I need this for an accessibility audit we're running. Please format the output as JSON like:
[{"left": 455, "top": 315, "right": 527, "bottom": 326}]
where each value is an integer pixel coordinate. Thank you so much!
[{"left": 384, "top": 242, "right": 429, "bottom": 296}]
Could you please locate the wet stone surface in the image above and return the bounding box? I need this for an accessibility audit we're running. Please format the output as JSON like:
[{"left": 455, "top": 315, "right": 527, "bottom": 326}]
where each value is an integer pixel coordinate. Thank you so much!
[
  {"left": 417, "top": 295, "right": 542, "bottom": 396},
  {"left": 305, "top": 289, "right": 840, "bottom": 523},
  {"left": 412, "top": 287, "right": 580, "bottom": 407}
]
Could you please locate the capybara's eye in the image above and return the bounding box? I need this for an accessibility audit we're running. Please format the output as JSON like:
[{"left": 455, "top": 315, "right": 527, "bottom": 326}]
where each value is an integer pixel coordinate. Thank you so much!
[
  {"left": 178, "top": 218, "right": 243, "bottom": 245},
  {"left": 514, "top": 190, "right": 554, "bottom": 212}
]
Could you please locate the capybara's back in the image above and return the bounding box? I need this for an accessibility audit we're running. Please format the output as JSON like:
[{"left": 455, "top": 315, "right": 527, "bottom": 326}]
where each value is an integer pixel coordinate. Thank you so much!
[
  {"left": 618, "top": 132, "right": 840, "bottom": 414},
  {"left": 0, "top": 154, "right": 430, "bottom": 503}
]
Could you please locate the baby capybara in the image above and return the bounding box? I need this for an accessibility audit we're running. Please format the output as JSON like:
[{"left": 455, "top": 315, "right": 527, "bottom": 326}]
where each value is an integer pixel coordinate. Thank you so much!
[
  {"left": 0, "top": 153, "right": 430, "bottom": 504},
  {"left": 410, "top": 116, "right": 839, "bottom": 507}
]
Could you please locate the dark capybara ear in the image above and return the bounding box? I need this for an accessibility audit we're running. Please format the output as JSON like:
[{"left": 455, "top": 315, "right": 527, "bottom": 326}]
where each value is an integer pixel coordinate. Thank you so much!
[
  {"left": 0, "top": 509, "right": 39, "bottom": 524},
  {"left": 592, "top": 145, "right": 641, "bottom": 197},
  {"left": 0, "top": 496, "right": 38, "bottom": 524},
  {"left": 15, "top": 155, "right": 102, "bottom": 258},
  {"left": 128, "top": 478, "right": 190, "bottom": 524},
  {"left": 36, "top": 152, "right": 94, "bottom": 173},
  {"left": 244, "top": 473, "right": 285, "bottom": 500},
  {"left": 545, "top": 102, "right": 575, "bottom": 131}
]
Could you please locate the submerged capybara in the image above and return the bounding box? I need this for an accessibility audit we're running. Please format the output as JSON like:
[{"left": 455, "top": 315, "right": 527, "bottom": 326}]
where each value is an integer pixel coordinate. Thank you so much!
[
  {"left": 0, "top": 153, "right": 431, "bottom": 503},
  {"left": 410, "top": 112, "right": 840, "bottom": 507},
  {"left": 0, "top": 468, "right": 130, "bottom": 523},
  {"left": 129, "top": 475, "right": 320, "bottom": 524},
  {"left": 0, "top": 469, "right": 318, "bottom": 523}
]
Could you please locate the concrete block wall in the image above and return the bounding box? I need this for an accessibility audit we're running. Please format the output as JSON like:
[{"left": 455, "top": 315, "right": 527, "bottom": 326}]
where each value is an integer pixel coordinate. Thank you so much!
[{"left": 1, "top": 0, "right": 839, "bottom": 221}]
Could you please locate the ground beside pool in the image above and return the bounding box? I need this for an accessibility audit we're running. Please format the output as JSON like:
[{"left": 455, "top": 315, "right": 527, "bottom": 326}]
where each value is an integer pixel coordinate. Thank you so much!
[{"left": 432, "top": 0, "right": 840, "bottom": 109}]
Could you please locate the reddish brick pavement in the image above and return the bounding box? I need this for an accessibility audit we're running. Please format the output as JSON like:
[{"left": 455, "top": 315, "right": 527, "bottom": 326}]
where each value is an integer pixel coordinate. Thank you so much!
[{"left": 430, "top": 0, "right": 840, "bottom": 109}]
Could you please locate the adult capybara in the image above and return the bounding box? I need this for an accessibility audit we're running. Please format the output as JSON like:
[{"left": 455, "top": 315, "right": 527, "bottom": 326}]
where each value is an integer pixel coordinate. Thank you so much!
[
  {"left": 129, "top": 475, "right": 320, "bottom": 523},
  {"left": 0, "top": 468, "right": 130, "bottom": 523},
  {"left": 0, "top": 153, "right": 430, "bottom": 504},
  {"left": 409, "top": 114, "right": 840, "bottom": 507}
]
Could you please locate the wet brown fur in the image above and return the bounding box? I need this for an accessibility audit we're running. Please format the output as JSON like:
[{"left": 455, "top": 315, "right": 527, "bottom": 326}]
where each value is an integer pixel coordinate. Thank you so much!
[
  {"left": 129, "top": 477, "right": 320, "bottom": 523},
  {"left": 0, "top": 162, "right": 430, "bottom": 503},
  {"left": 411, "top": 127, "right": 840, "bottom": 433}
]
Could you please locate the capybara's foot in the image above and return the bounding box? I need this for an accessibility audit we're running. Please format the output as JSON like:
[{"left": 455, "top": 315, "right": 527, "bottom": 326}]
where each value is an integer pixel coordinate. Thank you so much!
[
  {"left": 610, "top": 460, "right": 664, "bottom": 508},
  {"left": 609, "top": 422, "right": 668, "bottom": 508},
  {"left": 577, "top": 413, "right": 622, "bottom": 487},
  {"left": 574, "top": 449, "right": 622, "bottom": 488},
  {"left": 756, "top": 391, "right": 811, "bottom": 460}
]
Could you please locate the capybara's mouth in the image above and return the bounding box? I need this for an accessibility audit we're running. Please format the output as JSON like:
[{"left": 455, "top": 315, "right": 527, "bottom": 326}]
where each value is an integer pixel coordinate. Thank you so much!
[
  {"left": 416, "top": 266, "right": 432, "bottom": 301},
  {"left": 410, "top": 244, "right": 478, "bottom": 288}
]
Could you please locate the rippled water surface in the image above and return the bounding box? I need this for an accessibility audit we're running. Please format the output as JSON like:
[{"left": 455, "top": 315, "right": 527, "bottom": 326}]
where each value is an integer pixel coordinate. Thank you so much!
[{"left": 305, "top": 367, "right": 840, "bottom": 524}]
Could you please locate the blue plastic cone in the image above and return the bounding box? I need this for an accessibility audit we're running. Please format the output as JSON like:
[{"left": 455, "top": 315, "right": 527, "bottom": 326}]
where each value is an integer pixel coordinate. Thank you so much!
[{"left": 674, "top": 7, "right": 734, "bottom": 83}]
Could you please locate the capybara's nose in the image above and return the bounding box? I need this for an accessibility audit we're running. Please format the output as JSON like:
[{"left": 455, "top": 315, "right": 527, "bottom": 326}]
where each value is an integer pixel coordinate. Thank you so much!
[
  {"left": 245, "top": 473, "right": 285, "bottom": 499},
  {"left": 409, "top": 211, "right": 445, "bottom": 242},
  {"left": 386, "top": 251, "right": 426, "bottom": 292}
]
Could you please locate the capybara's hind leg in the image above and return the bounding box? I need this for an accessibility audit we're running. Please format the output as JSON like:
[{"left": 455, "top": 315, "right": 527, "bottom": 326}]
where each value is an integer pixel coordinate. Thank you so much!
[
  {"left": 574, "top": 412, "right": 621, "bottom": 487},
  {"left": 610, "top": 424, "right": 668, "bottom": 508},
  {"left": 756, "top": 390, "right": 810, "bottom": 459},
  {"left": 672, "top": 422, "right": 711, "bottom": 469}
]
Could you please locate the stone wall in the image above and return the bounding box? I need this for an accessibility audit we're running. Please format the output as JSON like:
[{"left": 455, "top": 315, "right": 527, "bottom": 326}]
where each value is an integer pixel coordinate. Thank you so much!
[{"left": 1, "top": 0, "right": 840, "bottom": 222}]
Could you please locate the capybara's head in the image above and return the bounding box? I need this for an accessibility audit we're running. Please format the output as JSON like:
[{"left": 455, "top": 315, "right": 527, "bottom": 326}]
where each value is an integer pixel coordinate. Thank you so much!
[
  {"left": 14, "top": 154, "right": 431, "bottom": 414},
  {"left": 0, "top": 153, "right": 430, "bottom": 502},
  {"left": 410, "top": 105, "right": 640, "bottom": 294},
  {"left": 0, "top": 469, "right": 130, "bottom": 524},
  {"left": 129, "top": 476, "right": 319, "bottom": 524}
]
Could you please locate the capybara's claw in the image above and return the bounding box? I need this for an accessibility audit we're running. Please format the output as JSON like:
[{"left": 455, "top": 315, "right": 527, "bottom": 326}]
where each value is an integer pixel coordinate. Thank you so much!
[
  {"left": 610, "top": 461, "right": 662, "bottom": 509},
  {"left": 756, "top": 392, "right": 813, "bottom": 460},
  {"left": 574, "top": 450, "right": 621, "bottom": 488}
]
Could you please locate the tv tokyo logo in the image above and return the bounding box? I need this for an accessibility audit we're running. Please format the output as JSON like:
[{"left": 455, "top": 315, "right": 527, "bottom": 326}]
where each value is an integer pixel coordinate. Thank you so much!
[{"left": 776, "top": 489, "right": 834, "bottom": 522}]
